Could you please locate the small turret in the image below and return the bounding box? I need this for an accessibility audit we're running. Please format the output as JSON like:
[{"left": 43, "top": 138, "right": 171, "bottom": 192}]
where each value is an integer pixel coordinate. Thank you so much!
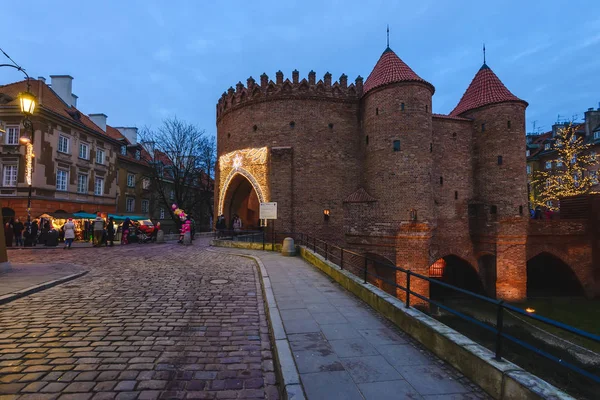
[
  {"left": 260, "top": 73, "right": 268, "bottom": 88},
  {"left": 292, "top": 70, "right": 299, "bottom": 84}
]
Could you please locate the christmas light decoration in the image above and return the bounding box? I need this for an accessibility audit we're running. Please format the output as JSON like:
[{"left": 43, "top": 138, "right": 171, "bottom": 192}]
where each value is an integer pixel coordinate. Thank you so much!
[
  {"left": 25, "top": 142, "right": 34, "bottom": 185},
  {"left": 531, "top": 123, "right": 599, "bottom": 210}
]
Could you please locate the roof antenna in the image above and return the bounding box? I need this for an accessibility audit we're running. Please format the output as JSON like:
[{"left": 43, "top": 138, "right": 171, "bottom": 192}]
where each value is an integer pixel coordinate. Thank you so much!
[
  {"left": 387, "top": 25, "right": 390, "bottom": 48},
  {"left": 483, "top": 43, "right": 486, "bottom": 64}
]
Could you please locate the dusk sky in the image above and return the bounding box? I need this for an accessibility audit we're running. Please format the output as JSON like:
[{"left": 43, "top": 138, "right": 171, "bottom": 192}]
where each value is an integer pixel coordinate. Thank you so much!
[{"left": 1, "top": 0, "right": 599, "bottom": 136}]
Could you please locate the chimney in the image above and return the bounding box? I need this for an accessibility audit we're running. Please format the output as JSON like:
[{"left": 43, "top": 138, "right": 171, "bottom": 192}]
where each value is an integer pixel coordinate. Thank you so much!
[
  {"left": 89, "top": 113, "right": 107, "bottom": 132},
  {"left": 584, "top": 107, "right": 600, "bottom": 137},
  {"left": 116, "top": 127, "right": 138, "bottom": 144},
  {"left": 71, "top": 94, "right": 78, "bottom": 108},
  {"left": 37, "top": 76, "right": 46, "bottom": 83},
  {"left": 49, "top": 75, "right": 74, "bottom": 106}
]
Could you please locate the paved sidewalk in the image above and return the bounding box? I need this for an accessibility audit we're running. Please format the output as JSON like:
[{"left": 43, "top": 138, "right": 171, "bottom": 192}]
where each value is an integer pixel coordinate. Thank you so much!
[
  {"left": 0, "top": 263, "right": 84, "bottom": 296},
  {"left": 211, "top": 247, "right": 489, "bottom": 400}
]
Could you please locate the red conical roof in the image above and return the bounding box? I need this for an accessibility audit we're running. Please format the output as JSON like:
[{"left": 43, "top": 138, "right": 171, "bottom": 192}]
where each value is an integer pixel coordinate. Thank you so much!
[
  {"left": 363, "top": 47, "right": 434, "bottom": 95},
  {"left": 450, "top": 64, "right": 527, "bottom": 116}
]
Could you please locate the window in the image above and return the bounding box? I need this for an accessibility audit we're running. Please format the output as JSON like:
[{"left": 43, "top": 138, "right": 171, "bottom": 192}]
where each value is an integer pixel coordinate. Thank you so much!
[
  {"left": 591, "top": 151, "right": 597, "bottom": 160},
  {"left": 507, "top": 120, "right": 511, "bottom": 129},
  {"left": 490, "top": 205, "right": 497, "bottom": 214},
  {"left": 121, "top": 145, "right": 127, "bottom": 155},
  {"left": 135, "top": 150, "right": 141, "bottom": 160},
  {"left": 556, "top": 160, "right": 563, "bottom": 167},
  {"left": 595, "top": 132, "right": 600, "bottom": 140},
  {"left": 526, "top": 165, "right": 532, "bottom": 174},
  {"left": 591, "top": 171, "right": 599, "bottom": 185},
  {"left": 365, "top": 135, "right": 369, "bottom": 145},
  {"left": 141, "top": 199, "right": 149, "bottom": 213},
  {"left": 160, "top": 208, "right": 165, "bottom": 219},
  {"left": 497, "top": 155, "right": 503, "bottom": 165},
  {"left": 96, "top": 149, "right": 105, "bottom": 164},
  {"left": 546, "top": 201, "right": 553, "bottom": 207},
  {"left": 375, "top": 108, "right": 379, "bottom": 115},
  {"left": 454, "top": 191, "right": 458, "bottom": 200},
  {"left": 127, "top": 173, "right": 135, "bottom": 187},
  {"left": 439, "top": 177, "right": 443, "bottom": 185},
  {"left": 481, "top": 123, "right": 486, "bottom": 132},
  {"left": 77, "top": 174, "right": 88, "bottom": 193},
  {"left": 126, "top": 197, "right": 135, "bottom": 212},
  {"left": 544, "top": 143, "right": 551, "bottom": 150},
  {"left": 79, "top": 143, "right": 89, "bottom": 159},
  {"left": 142, "top": 178, "right": 150, "bottom": 190},
  {"left": 5, "top": 126, "right": 20, "bottom": 145},
  {"left": 526, "top": 150, "right": 530, "bottom": 157},
  {"left": 400, "top": 103, "right": 405, "bottom": 111},
  {"left": 393, "top": 140, "right": 400, "bottom": 152},
  {"left": 430, "top": 143, "right": 433, "bottom": 153},
  {"left": 545, "top": 161, "right": 552, "bottom": 169},
  {"left": 170, "top": 190, "right": 175, "bottom": 200},
  {"left": 94, "top": 177, "right": 104, "bottom": 195},
  {"left": 519, "top": 205, "right": 523, "bottom": 215},
  {"left": 58, "top": 135, "right": 70, "bottom": 153},
  {"left": 2, "top": 165, "right": 17, "bottom": 187},
  {"left": 56, "top": 170, "right": 68, "bottom": 191}
]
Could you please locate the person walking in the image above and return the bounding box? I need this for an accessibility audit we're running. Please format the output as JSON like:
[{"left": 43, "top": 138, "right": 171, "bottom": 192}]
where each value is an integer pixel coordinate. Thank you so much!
[
  {"left": 106, "top": 217, "right": 115, "bottom": 247},
  {"left": 93, "top": 213, "right": 105, "bottom": 247},
  {"left": 31, "top": 220, "right": 39, "bottom": 246},
  {"left": 121, "top": 217, "right": 131, "bottom": 245},
  {"left": 4, "top": 219, "right": 13, "bottom": 248},
  {"left": 63, "top": 218, "right": 76, "bottom": 249},
  {"left": 13, "top": 218, "right": 24, "bottom": 247},
  {"left": 233, "top": 215, "right": 242, "bottom": 235}
]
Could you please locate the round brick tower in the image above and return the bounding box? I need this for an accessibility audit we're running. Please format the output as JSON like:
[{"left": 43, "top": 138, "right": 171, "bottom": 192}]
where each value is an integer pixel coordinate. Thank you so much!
[
  {"left": 361, "top": 47, "right": 436, "bottom": 222},
  {"left": 451, "top": 62, "right": 529, "bottom": 301},
  {"left": 215, "top": 71, "right": 362, "bottom": 242},
  {"left": 450, "top": 63, "right": 528, "bottom": 218}
]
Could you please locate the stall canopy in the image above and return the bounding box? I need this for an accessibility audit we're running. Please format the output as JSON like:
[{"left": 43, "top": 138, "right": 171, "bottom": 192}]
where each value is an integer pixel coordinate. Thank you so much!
[
  {"left": 108, "top": 215, "right": 148, "bottom": 221},
  {"left": 72, "top": 212, "right": 97, "bottom": 219},
  {"left": 37, "top": 212, "right": 74, "bottom": 219}
]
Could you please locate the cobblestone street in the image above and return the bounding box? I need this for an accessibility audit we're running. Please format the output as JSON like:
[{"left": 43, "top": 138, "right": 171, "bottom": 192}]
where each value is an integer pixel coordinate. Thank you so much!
[{"left": 0, "top": 239, "right": 277, "bottom": 400}]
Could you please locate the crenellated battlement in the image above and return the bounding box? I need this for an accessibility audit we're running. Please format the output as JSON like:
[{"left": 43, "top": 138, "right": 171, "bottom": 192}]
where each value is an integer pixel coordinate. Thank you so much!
[{"left": 217, "top": 70, "right": 363, "bottom": 120}]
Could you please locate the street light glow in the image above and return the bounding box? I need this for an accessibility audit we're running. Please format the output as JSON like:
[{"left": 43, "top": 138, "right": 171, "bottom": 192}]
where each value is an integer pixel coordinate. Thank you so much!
[{"left": 18, "top": 91, "right": 37, "bottom": 115}]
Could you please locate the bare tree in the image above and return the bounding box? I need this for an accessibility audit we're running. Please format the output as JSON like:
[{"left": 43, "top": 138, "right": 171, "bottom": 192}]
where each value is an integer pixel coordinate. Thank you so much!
[{"left": 139, "top": 117, "right": 215, "bottom": 226}]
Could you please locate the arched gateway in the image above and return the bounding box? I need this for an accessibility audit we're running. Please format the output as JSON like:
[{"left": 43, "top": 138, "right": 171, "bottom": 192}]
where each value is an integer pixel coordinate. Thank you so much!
[{"left": 219, "top": 168, "right": 266, "bottom": 230}]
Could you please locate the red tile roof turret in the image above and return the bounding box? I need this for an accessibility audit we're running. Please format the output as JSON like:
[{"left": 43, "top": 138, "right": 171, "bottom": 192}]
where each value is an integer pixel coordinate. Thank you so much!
[
  {"left": 450, "top": 63, "right": 527, "bottom": 116},
  {"left": 363, "top": 47, "right": 434, "bottom": 95}
]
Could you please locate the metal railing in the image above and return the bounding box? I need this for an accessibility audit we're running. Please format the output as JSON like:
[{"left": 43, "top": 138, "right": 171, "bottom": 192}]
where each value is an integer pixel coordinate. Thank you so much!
[{"left": 213, "top": 229, "right": 600, "bottom": 386}]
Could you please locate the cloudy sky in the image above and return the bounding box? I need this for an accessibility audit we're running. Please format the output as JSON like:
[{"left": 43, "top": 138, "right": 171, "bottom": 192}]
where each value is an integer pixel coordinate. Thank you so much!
[{"left": 1, "top": 0, "right": 599, "bottom": 135}]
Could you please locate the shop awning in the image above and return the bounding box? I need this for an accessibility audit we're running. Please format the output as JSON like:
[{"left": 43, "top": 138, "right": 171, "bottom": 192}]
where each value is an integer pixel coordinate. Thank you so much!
[
  {"left": 108, "top": 214, "right": 148, "bottom": 221},
  {"left": 72, "top": 212, "right": 98, "bottom": 219}
]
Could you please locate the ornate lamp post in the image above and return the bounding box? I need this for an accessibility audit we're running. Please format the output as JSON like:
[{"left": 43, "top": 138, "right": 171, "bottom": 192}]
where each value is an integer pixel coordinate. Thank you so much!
[{"left": 0, "top": 48, "right": 37, "bottom": 266}]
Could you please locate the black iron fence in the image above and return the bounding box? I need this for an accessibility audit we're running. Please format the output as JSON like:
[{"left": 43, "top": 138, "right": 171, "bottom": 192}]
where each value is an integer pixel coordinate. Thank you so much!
[{"left": 213, "top": 229, "right": 600, "bottom": 387}]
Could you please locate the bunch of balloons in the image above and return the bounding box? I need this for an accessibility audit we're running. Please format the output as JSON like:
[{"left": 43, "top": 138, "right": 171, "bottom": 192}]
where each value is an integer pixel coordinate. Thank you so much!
[{"left": 172, "top": 203, "right": 187, "bottom": 221}]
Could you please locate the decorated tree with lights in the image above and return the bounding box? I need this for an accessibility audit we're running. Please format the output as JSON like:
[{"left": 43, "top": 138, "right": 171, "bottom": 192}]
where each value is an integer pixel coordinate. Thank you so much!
[{"left": 531, "top": 123, "right": 598, "bottom": 210}]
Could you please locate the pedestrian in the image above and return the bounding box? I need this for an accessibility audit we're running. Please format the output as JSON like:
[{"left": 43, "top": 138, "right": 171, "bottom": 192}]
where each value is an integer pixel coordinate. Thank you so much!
[
  {"left": 106, "top": 217, "right": 115, "bottom": 247},
  {"left": 189, "top": 215, "right": 196, "bottom": 240},
  {"left": 63, "top": 218, "right": 76, "bottom": 249},
  {"left": 93, "top": 213, "right": 105, "bottom": 247},
  {"left": 233, "top": 215, "right": 242, "bottom": 235},
  {"left": 31, "top": 220, "right": 39, "bottom": 246},
  {"left": 41, "top": 220, "right": 50, "bottom": 246},
  {"left": 4, "top": 219, "right": 13, "bottom": 248},
  {"left": 122, "top": 217, "right": 131, "bottom": 245},
  {"left": 13, "top": 218, "right": 24, "bottom": 247}
]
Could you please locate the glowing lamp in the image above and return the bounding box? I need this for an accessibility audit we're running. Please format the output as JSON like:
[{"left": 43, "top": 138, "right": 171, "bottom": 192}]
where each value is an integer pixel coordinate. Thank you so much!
[
  {"left": 19, "top": 136, "right": 30, "bottom": 144},
  {"left": 18, "top": 91, "right": 37, "bottom": 116},
  {"left": 323, "top": 209, "right": 330, "bottom": 221},
  {"left": 525, "top": 308, "right": 535, "bottom": 313}
]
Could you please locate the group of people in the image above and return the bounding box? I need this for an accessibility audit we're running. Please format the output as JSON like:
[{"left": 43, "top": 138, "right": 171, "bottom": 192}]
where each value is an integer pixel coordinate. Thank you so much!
[
  {"left": 4, "top": 218, "right": 43, "bottom": 247},
  {"left": 531, "top": 206, "right": 555, "bottom": 220},
  {"left": 177, "top": 217, "right": 196, "bottom": 244},
  {"left": 214, "top": 214, "right": 243, "bottom": 237}
]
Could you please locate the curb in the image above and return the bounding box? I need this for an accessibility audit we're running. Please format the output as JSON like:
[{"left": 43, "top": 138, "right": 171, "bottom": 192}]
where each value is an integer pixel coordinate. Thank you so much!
[
  {"left": 0, "top": 271, "right": 89, "bottom": 306},
  {"left": 206, "top": 247, "right": 305, "bottom": 400}
]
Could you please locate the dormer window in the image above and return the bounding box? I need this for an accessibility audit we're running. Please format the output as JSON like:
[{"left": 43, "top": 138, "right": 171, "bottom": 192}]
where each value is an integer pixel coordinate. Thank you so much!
[
  {"left": 121, "top": 145, "right": 127, "bottom": 155},
  {"left": 544, "top": 143, "right": 551, "bottom": 150},
  {"left": 526, "top": 150, "right": 530, "bottom": 157},
  {"left": 594, "top": 131, "right": 600, "bottom": 140},
  {"left": 135, "top": 150, "right": 141, "bottom": 160}
]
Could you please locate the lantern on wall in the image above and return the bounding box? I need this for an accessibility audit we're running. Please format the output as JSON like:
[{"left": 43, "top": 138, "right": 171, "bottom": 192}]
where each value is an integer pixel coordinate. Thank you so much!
[
  {"left": 323, "top": 209, "right": 330, "bottom": 221},
  {"left": 18, "top": 90, "right": 37, "bottom": 116}
]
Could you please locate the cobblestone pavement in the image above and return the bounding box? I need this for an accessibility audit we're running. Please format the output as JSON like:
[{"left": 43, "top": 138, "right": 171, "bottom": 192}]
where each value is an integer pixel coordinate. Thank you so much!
[{"left": 0, "top": 239, "right": 278, "bottom": 400}]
